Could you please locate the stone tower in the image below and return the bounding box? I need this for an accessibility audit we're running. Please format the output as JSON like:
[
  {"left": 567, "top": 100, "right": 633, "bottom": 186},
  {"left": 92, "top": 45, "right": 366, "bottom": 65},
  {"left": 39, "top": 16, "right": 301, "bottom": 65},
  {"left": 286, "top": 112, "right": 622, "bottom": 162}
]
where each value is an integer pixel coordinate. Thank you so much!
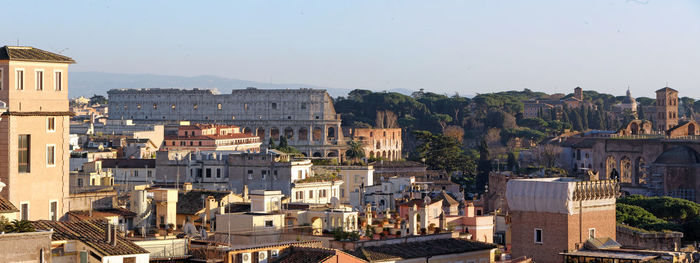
[
  {"left": 653, "top": 87, "right": 679, "bottom": 131},
  {"left": 574, "top": 87, "right": 583, "bottom": 101}
]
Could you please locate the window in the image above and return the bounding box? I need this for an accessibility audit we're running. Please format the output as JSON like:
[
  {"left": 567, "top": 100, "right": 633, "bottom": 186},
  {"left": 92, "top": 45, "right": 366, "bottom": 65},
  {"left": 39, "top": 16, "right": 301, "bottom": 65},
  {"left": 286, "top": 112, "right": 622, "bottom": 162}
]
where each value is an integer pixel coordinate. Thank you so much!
[
  {"left": 134, "top": 170, "right": 139, "bottom": 177},
  {"left": 296, "top": 191, "right": 304, "bottom": 200},
  {"left": 340, "top": 188, "right": 345, "bottom": 197},
  {"left": 589, "top": 228, "right": 596, "bottom": 239},
  {"left": 301, "top": 102, "right": 307, "bottom": 109},
  {"left": 534, "top": 228, "right": 543, "bottom": 244},
  {"left": 15, "top": 69, "right": 24, "bottom": 90},
  {"left": 271, "top": 102, "right": 277, "bottom": 109},
  {"left": 18, "top": 135, "right": 30, "bottom": 173},
  {"left": 36, "top": 70, "right": 45, "bottom": 90},
  {"left": 147, "top": 170, "right": 153, "bottom": 177},
  {"left": 217, "top": 103, "right": 222, "bottom": 110},
  {"left": 153, "top": 103, "right": 157, "bottom": 109},
  {"left": 47, "top": 117, "right": 56, "bottom": 132},
  {"left": 171, "top": 104, "right": 176, "bottom": 109},
  {"left": 206, "top": 168, "right": 212, "bottom": 178},
  {"left": 216, "top": 168, "right": 221, "bottom": 178},
  {"left": 265, "top": 220, "right": 274, "bottom": 227},
  {"left": 308, "top": 190, "right": 314, "bottom": 198},
  {"left": 261, "top": 170, "right": 267, "bottom": 179},
  {"left": 46, "top": 145, "right": 56, "bottom": 166},
  {"left": 271, "top": 249, "right": 279, "bottom": 257},
  {"left": 137, "top": 104, "right": 141, "bottom": 109},
  {"left": 50, "top": 201, "right": 58, "bottom": 221},
  {"left": 298, "top": 170, "right": 302, "bottom": 180},
  {"left": 247, "top": 170, "right": 253, "bottom": 179},
  {"left": 54, "top": 71, "right": 62, "bottom": 91},
  {"left": 244, "top": 103, "right": 248, "bottom": 111},
  {"left": 193, "top": 104, "right": 198, "bottom": 110},
  {"left": 77, "top": 178, "right": 83, "bottom": 187},
  {"left": 20, "top": 203, "right": 29, "bottom": 220},
  {"left": 0, "top": 68, "right": 3, "bottom": 90}
]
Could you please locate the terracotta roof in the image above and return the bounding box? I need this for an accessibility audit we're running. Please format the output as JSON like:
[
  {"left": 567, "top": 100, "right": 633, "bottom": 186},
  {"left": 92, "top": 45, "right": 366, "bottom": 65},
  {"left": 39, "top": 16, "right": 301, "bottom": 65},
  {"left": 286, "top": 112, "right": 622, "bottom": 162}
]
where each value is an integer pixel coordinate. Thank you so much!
[
  {"left": 351, "top": 238, "right": 496, "bottom": 261},
  {"left": 100, "top": 158, "right": 155, "bottom": 169},
  {"left": 0, "top": 46, "right": 75, "bottom": 63},
  {"left": 0, "top": 196, "right": 19, "bottom": 213},
  {"left": 431, "top": 191, "right": 459, "bottom": 206},
  {"left": 67, "top": 208, "right": 136, "bottom": 220},
  {"left": 31, "top": 220, "right": 149, "bottom": 256},
  {"left": 278, "top": 246, "right": 367, "bottom": 263}
]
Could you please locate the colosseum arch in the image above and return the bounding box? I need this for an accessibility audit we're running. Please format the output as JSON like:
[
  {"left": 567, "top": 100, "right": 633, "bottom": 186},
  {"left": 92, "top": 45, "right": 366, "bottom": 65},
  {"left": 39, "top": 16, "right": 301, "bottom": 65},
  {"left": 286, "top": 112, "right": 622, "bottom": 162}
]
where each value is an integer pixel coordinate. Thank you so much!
[
  {"left": 284, "top": 127, "right": 294, "bottom": 140},
  {"left": 327, "top": 151, "right": 338, "bottom": 157},
  {"left": 256, "top": 127, "right": 266, "bottom": 140},
  {"left": 298, "top": 127, "right": 309, "bottom": 141},
  {"left": 270, "top": 127, "right": 280, "bottom": 140},
  {"left": 313, "top": 127, "right": 323, "bottom": 141},
  {"left": 327, "top": 127, "right": 336, "bottom": 139},
  {"left": 620, "top": 157, "right": 632, "bottom": 183},
  {"left": 242, "top": 127, "right": 252, "bottom": 134},
  {"left": 313, "top": 152, "right": 322, "bottom": 157}
]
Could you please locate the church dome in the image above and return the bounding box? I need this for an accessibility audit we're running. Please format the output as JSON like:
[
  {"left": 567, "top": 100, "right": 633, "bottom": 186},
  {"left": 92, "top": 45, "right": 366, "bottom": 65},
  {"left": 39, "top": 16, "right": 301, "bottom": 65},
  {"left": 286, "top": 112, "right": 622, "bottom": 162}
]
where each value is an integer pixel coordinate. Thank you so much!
[
  {"left": 654, "top": 146, "right": 700, "bottom": 165},
  {"left": 622, "top": 89, "right": 636, "bottom": 105}
]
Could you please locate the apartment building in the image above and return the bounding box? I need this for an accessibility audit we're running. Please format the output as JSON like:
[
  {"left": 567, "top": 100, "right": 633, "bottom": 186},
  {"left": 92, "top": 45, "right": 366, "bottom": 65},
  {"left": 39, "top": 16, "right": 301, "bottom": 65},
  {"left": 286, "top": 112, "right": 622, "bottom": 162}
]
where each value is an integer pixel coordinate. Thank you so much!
[
  {"left": 162, "top": 124, "right": 261, "bottom": 152},
  {"left": 0, "top": 46, "right": 74, "bottom": 220}
]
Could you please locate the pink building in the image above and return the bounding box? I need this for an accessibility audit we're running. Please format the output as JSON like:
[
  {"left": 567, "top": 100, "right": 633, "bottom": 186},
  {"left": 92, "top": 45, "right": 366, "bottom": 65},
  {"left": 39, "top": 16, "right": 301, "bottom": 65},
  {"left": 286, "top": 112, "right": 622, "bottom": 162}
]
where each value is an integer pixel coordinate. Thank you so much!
[{"left": 163, "top": 124, "right": 261, "bottom": 152}]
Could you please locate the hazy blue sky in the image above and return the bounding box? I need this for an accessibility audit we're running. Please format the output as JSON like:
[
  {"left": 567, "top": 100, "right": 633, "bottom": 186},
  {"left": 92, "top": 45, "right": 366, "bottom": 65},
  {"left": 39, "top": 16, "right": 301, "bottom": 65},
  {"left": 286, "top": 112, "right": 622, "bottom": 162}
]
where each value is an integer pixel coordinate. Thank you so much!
[{"left": 3, "top": 1, "right": 700, "bottom": 98}]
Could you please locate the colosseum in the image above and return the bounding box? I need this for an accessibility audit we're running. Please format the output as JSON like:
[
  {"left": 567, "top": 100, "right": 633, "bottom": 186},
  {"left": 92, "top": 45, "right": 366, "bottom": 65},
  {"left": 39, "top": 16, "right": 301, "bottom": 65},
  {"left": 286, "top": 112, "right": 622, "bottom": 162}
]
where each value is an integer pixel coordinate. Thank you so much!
[{"left": 107, "top": 88, "right": 346, "bottom": 158}]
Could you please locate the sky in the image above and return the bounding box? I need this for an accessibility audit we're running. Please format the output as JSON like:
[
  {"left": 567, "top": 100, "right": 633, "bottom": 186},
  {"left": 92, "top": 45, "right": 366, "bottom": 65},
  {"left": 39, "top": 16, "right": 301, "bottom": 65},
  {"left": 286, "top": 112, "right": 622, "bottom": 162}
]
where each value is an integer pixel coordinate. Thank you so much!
[{"left": 2, "top": 0, "right": 700, "bottom": 98}]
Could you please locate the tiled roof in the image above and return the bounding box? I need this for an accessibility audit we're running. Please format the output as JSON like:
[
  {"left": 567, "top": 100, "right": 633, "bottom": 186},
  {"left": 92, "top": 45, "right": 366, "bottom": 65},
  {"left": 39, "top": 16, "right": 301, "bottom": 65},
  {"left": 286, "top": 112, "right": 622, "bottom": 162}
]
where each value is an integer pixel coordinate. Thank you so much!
[
  {"left": 0, "top": 46, "right": 75, "bottom": 63},
  {"left": 31, "top": 220, "right": 149, "bottom": 256},
  {"left": 431, "top": 191, "right": 459, "bottom": 206},
  {"left": 100, "top": 158, "right": 155, "bottom": 169},
  {"left": 351, "top": 238, "right": 496, "bottom": 261},
  {"left": 177, "top": 190, "right": 236, "bottom": 215},
  {"left": 0, "top": 196, "right": 19, "bottom": 213}
]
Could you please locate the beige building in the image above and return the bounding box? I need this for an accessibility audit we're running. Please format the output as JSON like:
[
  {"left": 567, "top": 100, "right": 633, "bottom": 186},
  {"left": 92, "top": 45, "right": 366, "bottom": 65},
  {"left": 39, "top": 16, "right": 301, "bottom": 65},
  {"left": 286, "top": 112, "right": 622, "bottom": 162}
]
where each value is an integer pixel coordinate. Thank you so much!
[
  {"left": 291, "top": 179, "right": 344, "bottom": 204},
  {"left": 0, "top": 46, "right": 74, "bottom": 220}
]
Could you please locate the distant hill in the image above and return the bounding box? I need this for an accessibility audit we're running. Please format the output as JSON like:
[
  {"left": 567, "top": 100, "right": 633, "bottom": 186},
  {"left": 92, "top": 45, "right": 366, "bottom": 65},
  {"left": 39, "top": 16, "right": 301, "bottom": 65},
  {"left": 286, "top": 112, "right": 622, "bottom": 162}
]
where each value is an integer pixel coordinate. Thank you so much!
[{"left": 68, "top": 72, "right": 415, "bottom": 99}]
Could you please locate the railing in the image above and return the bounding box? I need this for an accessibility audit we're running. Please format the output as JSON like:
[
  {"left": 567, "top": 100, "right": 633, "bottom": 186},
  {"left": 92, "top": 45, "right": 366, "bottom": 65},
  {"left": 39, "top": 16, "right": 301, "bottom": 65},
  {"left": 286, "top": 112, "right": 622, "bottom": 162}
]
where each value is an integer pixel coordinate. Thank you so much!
[{"left": 609, "top": 133, "right": 700, "bottom": 141}]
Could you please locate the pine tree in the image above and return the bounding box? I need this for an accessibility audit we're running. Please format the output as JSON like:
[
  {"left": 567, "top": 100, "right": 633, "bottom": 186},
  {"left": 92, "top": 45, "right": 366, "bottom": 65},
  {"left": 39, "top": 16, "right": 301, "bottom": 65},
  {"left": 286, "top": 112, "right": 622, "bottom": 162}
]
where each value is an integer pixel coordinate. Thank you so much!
[
  {"left": 279, "top": 136, "right": 288, "bottom": 149},
  {"left": 268, "top": 137, "right": 276, "bottom": 149},
  {"left": 476, "top": 140, "right": 491, "bottom": 193}
]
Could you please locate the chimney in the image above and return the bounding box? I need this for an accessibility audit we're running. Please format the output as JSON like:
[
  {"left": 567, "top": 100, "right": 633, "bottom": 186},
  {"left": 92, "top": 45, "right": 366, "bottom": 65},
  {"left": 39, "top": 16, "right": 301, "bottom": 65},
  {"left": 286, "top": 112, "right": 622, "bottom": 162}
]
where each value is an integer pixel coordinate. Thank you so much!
[
  {"left": 105, "top": 223, "right": 112, "bottom": 244},
  {"left": 112, "top": 223, "right": 118, "bottom": 247},
  {"left": 204, "top": 196, "right": 216, "bottom": 228}
]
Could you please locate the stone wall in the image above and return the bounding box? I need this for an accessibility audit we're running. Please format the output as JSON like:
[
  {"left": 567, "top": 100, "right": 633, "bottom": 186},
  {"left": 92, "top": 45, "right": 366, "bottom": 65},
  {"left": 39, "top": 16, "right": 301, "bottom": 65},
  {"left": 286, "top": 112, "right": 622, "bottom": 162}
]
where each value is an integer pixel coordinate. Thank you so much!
[
  {"left": 616, "top": 224, "right": 682, "bottom": 251},
  {"left": 0, "top": 231, "right": 52, "bottom": 262}
]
